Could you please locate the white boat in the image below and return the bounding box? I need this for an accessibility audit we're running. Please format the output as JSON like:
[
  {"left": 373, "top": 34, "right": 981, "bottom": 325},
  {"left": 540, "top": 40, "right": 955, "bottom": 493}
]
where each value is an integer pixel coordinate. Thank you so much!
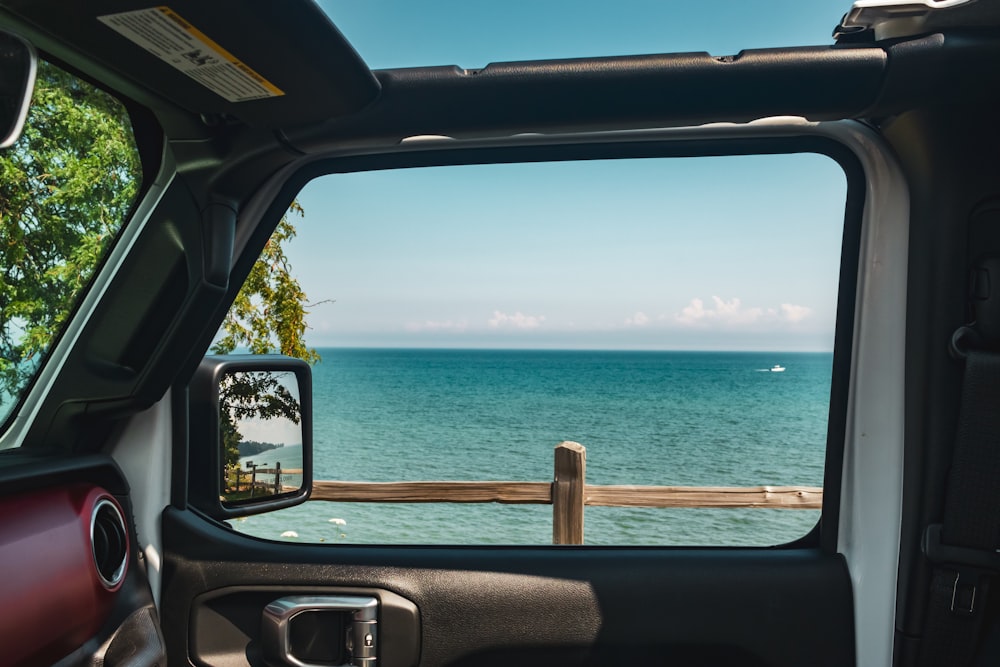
[{"left": 770, "top": 365, "right": 786, "bottom": 372}]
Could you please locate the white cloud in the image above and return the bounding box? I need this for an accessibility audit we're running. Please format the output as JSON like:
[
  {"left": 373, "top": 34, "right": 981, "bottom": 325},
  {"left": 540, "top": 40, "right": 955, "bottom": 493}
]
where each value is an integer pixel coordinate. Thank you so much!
[
  {"left": 675, "top": 296, "right": 811, "bottom": 328},
  {"left": 488, "top": 310, "right": 545, "bottom": 330},
  {"left": 779, "top": 303, "right": 812, "bottom": 322},
  {"left": 676, "top": 296, "right": 761, "bottom": 326},
  {"left": 404, "top": 319, "right": 468, "bottom": 332},
  {"left": 624, "top": 311, "right": 650, "bottom": 327}
]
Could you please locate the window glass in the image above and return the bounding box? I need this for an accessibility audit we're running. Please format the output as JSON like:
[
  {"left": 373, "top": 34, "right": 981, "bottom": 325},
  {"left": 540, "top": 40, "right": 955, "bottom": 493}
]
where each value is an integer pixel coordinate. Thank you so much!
[
  {"left": 0, "top": 60, "right": 142, "bottom": 431},
  {"left": 228, "top": 153, "right": 846, "bottom": 545}
]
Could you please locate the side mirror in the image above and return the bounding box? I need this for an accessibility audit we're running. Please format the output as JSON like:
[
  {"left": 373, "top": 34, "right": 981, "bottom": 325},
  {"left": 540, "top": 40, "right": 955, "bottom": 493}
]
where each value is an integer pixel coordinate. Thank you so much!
[
  {"left": 188, "top": 355, "right": 313, "bottom": 520},
  {"left": 0, "top": 30, "right": 36, "bottom": 149}
]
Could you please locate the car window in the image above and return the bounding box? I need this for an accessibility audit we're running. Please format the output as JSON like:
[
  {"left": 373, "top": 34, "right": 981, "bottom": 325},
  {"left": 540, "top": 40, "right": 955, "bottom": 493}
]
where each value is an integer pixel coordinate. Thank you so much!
[
  {"left": 224, "top": 151, "right": 848, "bottom": 546},
  {"left": 0, "top": 60, "right": 143, "bottom": 434}
]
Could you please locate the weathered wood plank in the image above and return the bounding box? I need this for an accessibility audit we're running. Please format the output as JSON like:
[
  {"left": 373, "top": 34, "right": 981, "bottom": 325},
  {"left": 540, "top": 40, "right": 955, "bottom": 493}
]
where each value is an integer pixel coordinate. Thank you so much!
[
  {"left": 310, "top": 480, "right": 553, "bottom": 504},
  {"left": 584, "top": 485, "right": 823, "bottom": 509},
  {"left": 553, "top": 441, "right": 586, "bottom": 545},
  {"left": 309, "top": 480, "right": 823, "bottom": 509}
]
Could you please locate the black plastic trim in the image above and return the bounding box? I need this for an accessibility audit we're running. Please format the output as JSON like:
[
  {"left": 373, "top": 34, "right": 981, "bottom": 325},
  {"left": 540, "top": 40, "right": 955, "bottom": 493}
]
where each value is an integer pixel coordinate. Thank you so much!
[
  {"left": 0, "top": 0, "right": 381, "bottom": 128},
  {"left": 162, "top": 507, "right": 856, "bottom": 667},
  {"left": 0, "top": 452, "right": 130, "bottom": 497},
  {"left": 187, "top": 355, "right": 313, "bottom": 520},
  {"left": 283, "top": 45, "right": 886, "bottom": 150}
]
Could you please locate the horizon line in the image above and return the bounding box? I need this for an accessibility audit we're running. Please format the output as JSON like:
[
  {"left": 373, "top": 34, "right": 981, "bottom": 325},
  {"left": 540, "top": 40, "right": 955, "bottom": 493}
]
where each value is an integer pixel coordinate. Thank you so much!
[{"left": 303, "top": 345, "right": 834, "bottom": 354}]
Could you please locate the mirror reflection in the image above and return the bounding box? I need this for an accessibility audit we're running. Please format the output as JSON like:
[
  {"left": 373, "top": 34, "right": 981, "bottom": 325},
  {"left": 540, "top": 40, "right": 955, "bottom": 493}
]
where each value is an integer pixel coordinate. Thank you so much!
[
  {"left": 219, "top": 370, "right": 304, "bottom": 504},
  {"left": 0, "top": 31, "right": 36, "bottom": 149}
]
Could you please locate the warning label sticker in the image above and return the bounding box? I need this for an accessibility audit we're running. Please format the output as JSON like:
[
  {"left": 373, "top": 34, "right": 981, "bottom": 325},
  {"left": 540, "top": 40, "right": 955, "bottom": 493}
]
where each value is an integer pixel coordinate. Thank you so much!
[{"left": 98, "top": 6, "right": 284, "bottom": 103}]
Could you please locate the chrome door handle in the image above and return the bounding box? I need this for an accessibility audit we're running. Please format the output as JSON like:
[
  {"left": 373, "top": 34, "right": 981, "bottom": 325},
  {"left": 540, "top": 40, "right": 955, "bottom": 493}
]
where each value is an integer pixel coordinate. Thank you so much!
[{"left": 262, "top": 595, "right": 379, "bottom": 667}]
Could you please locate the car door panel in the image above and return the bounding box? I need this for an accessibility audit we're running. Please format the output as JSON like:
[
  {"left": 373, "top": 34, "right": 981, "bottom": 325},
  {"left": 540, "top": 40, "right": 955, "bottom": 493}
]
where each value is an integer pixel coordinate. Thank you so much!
[
  {"left": 0, "top": 485, "right": 125, "bottom": 665},
  {"left": 0, "top": 456, "right": 165, "bottom": 667},
  {"left": 162, "top": 508, "right": 854, "bottom": 667}
]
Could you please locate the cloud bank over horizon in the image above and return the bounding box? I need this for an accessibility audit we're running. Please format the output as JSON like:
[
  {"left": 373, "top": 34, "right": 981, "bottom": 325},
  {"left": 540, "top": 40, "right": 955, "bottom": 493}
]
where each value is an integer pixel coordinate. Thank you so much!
[
  {"left": 320, "top": 295, "right": 827, "bottom": 351},
  {"left": 675, "top": 296, "right": 813, "bottom": 328},
  {"left": 488, "top": 310, "right": 546, "bottom": 330}
]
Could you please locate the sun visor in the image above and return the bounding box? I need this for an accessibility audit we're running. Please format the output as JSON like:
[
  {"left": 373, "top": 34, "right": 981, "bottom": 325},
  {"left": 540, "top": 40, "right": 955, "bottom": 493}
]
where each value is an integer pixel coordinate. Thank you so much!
[{"left": 2, "top": 0, "right": 380, "bottom": 127}]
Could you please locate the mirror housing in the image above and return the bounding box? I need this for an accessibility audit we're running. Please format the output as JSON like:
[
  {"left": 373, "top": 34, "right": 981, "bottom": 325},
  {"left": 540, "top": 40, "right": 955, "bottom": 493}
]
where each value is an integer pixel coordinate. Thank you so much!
[
  {"left": 0, "top": 30, "right": 36, "bottom": 149},
  {"left": 188, "top": 355, "right": 313, "bottom": 520}
]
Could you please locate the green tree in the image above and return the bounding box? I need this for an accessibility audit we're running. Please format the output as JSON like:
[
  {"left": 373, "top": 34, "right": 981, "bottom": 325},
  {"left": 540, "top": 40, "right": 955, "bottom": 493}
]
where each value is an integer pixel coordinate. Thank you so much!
[
  {"left": 0, "top": 61, "right": 141, "bottom": 400},
  {"left": 212, "top": 201, "right": 320, "bottom": 363},
  {"left": 0, "top": 58, "right": 320, "bottom": 469},
  {"left": 211, "top": 201, "right": 323, "bottom": 474},
  {"left": 219, "top": 369, "right": 302, "bottom": 481}
]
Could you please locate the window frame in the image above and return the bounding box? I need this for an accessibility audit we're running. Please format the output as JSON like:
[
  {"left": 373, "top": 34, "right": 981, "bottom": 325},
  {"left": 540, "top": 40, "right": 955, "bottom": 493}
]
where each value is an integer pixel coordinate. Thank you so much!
[
  {"left": 225, "top": 129, "right": 866, "bottom": 552},
  {"left": 0, "top": 53, "right": 164, "bottom": 447}
]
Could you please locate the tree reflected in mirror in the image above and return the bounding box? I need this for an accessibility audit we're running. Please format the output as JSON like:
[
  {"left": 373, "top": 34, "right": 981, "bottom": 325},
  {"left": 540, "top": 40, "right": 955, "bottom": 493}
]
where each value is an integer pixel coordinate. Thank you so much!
[{"left": 219, "top": 371, "right": 304, "bottom": 504}]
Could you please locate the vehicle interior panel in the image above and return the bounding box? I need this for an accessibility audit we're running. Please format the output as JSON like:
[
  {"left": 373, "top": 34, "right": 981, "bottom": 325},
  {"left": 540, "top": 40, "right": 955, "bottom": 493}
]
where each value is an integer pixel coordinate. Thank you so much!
[
  {"left": 883, "top": 106, "right": 1000, "bottom": 660},
  {"left": 0, "top": 457, "right": 164, "bottom": 666},
  {"left": 0, "top": 0, "right": 380, "bottom": 128},
  {"left": 1, "top": 1, "right": 1000, "bottom": 666},
  {"left": 163, "top": 509, "right": 855, "bottom": 667}
]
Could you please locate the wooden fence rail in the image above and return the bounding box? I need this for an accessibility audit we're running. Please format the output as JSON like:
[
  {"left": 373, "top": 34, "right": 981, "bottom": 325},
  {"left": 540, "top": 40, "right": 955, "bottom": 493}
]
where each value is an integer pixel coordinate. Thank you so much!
[{"left": 308, "top": 441, "right": 822, "bottom": 544}]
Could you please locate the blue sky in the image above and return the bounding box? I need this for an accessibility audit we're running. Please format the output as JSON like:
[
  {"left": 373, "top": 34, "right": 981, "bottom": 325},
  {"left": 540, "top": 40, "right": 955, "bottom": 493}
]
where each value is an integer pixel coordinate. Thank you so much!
[
  {"left": 285, "top": 1, "right": 854, "bottom": 352},
  {"left": 318, "top": 1, "right": 854, "bottom": 70}
]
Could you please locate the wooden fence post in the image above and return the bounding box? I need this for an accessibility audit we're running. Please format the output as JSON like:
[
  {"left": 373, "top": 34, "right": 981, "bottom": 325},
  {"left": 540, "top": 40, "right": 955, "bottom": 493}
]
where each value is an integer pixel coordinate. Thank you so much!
[{"left": 553, "top": 441, "right": 586, "bottom": 545}]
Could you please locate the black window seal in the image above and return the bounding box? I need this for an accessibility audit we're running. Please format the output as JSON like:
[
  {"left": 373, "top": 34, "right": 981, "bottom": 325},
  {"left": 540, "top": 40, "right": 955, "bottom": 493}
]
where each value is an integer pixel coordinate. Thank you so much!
[{"left": 218, "top": 134, "right": 865, "bottom": 554}]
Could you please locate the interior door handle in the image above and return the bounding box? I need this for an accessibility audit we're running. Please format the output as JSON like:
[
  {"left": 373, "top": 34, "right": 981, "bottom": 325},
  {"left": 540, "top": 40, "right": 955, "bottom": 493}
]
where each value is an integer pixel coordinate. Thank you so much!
[{"left": 261, "top": 595, "right": 378, "bottom": 667}]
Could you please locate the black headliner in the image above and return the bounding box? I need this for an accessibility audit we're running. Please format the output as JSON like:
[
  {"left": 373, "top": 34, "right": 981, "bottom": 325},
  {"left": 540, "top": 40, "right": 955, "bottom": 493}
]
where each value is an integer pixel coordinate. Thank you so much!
[
  {"left": 0, "top": 0, "right": 380, "bottom": 128},
  {"left": 3, "top": 0, "right": 1000, "bottom": 149}
]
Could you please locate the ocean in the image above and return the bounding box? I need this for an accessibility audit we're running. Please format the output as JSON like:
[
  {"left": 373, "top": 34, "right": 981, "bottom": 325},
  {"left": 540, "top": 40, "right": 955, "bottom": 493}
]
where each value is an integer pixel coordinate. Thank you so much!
[{"left": 232, "top": 348, "right": 831, "bottom": 546}]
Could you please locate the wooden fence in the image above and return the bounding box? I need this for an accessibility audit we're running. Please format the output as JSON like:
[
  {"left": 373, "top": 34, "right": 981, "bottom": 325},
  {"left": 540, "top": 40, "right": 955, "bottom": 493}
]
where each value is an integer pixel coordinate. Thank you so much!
[
  {"left": 232, "top": 462, "right": 303, "bottom": 498},
  {"left": 309, "top": 441, "right": 822, "bottom": 544}
]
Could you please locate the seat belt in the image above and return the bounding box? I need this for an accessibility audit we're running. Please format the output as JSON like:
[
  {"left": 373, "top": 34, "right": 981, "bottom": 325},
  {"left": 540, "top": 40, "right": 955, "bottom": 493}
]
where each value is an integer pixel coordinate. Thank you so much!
[
  {"left": 919, "top": 348, "right": 1000, "bottom": 666},
  {"left": 919, "top": 260, "right": 1000, "bottom": 666}
]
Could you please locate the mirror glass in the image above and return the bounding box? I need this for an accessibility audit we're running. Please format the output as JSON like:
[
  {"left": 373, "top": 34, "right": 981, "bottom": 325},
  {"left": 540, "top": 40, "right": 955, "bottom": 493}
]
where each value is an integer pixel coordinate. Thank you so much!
[
  {"left": 219, "top": 370, "right": 305, "bottom": 505},
  {"left": 0, "top": 31, "right": 36, "bottom": 149}
]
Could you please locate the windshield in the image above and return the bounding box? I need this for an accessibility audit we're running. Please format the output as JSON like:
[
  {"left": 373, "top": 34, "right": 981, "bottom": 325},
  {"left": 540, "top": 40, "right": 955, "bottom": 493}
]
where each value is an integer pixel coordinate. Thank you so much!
[
  {"left": 319, "top": 0, "right": 851, "bottom": 70},
  {"left": 0, "top": 60, "right": 142, "bottom": 433}
]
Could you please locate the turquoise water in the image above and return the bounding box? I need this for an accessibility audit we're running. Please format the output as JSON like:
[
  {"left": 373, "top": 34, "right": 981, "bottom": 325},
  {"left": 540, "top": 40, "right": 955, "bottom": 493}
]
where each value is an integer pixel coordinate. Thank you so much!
[{"left": 232, "top": 348, "right": 830, "bottom": 546}]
